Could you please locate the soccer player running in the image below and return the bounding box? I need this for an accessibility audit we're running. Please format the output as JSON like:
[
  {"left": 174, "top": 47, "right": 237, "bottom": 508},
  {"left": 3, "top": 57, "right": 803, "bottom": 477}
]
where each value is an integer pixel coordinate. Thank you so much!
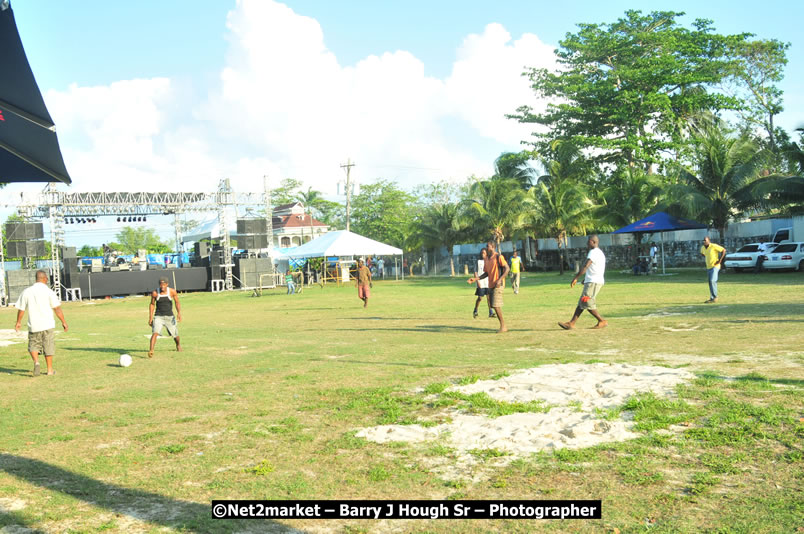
[
  {"left": 14, "top": 270, "right": 68, "bottom": 376},
  {"left": 467, "top": 241, "right": 509, "bottom": 333},
  {"left": 356, "top": 259, "right": 373, "bottom": 307},
  {"left": 148, "top": 277, "right": 182, "bottom": 357},
  {"left": 558, "top": 235, "right": 608, "bottom": 330}
]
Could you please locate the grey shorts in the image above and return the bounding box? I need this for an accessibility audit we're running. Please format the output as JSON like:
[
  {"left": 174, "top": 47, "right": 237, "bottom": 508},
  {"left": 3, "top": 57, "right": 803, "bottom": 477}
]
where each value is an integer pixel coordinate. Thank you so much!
[
  {"left": 28, "top": 329, "right": 56, "bottom": 355},
  {"left": 490, "top": 286, "right": 504, "bottom": 308},
  {"left": 152, "top": 315, "right": 178, "bottom": 337},
  {"left": 578, "top": 282, "right": 603, "bottom": 310}
]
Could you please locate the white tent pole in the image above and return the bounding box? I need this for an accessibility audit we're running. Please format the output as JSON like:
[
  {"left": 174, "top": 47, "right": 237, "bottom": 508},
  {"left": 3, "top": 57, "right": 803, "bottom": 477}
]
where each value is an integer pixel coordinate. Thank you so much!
[
  {"left": 401, "top": 252, "right": 404, "bottom": 281},
  {"left": 661, "top": 232, "right": 666, "bottom": 275}
]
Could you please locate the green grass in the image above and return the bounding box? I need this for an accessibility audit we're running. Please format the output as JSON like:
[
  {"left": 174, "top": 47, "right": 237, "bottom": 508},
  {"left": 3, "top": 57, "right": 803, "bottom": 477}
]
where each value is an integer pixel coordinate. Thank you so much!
[{"left": 0, "top": 269, "right": 802, "bottom": 533}]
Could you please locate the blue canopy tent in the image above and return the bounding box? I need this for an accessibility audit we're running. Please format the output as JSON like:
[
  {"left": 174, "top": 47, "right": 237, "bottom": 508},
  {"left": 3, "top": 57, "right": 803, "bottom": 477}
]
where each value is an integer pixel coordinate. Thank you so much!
[{"left": 613, "top": 212, "right": 707, "bottom": 274}]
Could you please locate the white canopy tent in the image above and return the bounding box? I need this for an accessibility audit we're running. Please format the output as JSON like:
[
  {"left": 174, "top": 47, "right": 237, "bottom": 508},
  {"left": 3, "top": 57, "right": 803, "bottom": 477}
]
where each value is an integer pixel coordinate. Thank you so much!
[{"left": 284, "top": 230, "right": 404, "bottom": 280}]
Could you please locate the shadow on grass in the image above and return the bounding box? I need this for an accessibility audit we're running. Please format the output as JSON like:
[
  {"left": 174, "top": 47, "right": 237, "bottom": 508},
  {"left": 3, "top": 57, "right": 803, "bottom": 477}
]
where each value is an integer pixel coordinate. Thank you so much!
[
  {"left": 0, "top": 454, "right": 300, "bottom": 533},
  {"left": 0, "top": 366, "right": 32, "bottom": 376},
  {"left": 338, "top": 324, "right": 528, "bottom": 333},
  {"left": 63, "top": 347, "right": 141, "bottom": 354}
]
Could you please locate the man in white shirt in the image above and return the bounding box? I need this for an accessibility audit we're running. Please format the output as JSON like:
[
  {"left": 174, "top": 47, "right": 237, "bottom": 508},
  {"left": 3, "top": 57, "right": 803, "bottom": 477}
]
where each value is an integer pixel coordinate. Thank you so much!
[
  {"left": 14, "top": 270, "right": 69, "bottom": 376},
  {"left": 559, "top": 235, "right": 608, "bottom": 330},
  {"left": 649, "top": 242, "right": 659, "bottom": 272}
]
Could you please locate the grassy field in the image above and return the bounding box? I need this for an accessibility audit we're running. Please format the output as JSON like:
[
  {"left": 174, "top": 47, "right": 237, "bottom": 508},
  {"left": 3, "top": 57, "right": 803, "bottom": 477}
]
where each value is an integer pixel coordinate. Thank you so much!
[{"left": 0, "top": 269, "right": 802, "bottom": 533}]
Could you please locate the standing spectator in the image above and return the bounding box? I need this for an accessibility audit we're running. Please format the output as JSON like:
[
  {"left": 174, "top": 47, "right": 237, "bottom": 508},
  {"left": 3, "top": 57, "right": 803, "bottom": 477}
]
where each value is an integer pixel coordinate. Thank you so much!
[
  {"left": 356, "top": 259, "right": 373, "bottom": 307},
  {"left": 558, "top": 235, "right": 608, "bottom": 330},
  {"left": 14, "top": 270, "right": 68, "bottom": 376},
  {"left": 755, "top": 241, "right": 770, "bottom": 274},
  {"left": 148, "top": 277, "right": 182, "bottom": 357},
  {"left": 467, "top": 241, "right": 509, "bottom": 333},
  {"left": 377, "top": 257, "right": 385, "bottom": 279},
  {"left": 700, "top": 236, "right": 726, "bottom": 303},
  {"left": 286, "top": 270, "right": 296, "bottom": 294},
  {"left": 510, "top": 251, "right": 523, "bottom": 294},
  {"left": 649, "top": 242, "right": 659, "bottom": 272},
  {"left": 472, "top": 248, "right": 493, "bottom": 318}
]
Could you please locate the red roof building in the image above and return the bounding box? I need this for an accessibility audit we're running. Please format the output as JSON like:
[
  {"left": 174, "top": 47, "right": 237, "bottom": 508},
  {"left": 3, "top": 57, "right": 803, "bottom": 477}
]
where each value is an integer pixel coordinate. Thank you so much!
[{"left": 271, "top": 202, "right": 329, "bottom": 247}]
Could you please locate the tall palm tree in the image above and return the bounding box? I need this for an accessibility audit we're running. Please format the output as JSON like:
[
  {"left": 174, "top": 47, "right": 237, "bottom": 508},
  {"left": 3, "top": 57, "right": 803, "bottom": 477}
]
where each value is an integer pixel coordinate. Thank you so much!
[
  {"left": 412, "top": 203, "right": 465, "bottom": 276},
  {"left": 463, "top": 176, "right": 527, "bottom": 252},
  {"left": 665, "top": 127, "right": 765, "bottom": 239},
  {"left": 527, "top": 177, "right": 595, "bottom": 274},
  {"left": 493, "top": 152, "right": 538, "bottom": 190},
  {"left": 295, "top": 187, "right": 323, "bottom": 243},
  {"left": 595, "top": 167, "right": 666, "bottom": 232}
]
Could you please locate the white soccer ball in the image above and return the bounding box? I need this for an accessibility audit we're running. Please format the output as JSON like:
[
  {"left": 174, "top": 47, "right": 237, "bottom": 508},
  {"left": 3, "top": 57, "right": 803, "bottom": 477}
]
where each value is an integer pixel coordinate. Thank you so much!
[{"left": 119, "top": 353, "right": 133, "bottom": 367}]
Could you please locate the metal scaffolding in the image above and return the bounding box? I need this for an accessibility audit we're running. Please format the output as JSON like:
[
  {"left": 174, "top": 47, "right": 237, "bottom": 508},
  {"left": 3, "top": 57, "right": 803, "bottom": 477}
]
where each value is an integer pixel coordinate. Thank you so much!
[{"left": 1, "top": 179, "right": 271, "bottom": 300}]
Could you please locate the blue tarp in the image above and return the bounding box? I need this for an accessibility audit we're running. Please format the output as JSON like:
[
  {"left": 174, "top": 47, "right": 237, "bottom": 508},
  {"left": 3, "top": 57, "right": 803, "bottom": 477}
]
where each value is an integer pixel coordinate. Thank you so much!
[{"left": 612, "top": 212, "right": 707, "bottom": 234}]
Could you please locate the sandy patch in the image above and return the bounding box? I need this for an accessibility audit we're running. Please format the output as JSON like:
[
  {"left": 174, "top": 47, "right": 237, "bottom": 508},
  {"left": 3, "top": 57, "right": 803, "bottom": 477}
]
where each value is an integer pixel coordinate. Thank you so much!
[
  {"left": 358, "top": 364, "right": 694, "bottom": 466},
  {"left": 641, "top": 308, "right": 697, "bottom": 319},
  {"left": 660, "top": 324, "right": 701, "bottom": 332},
  {"left": 0, "top": 498, "right": 26, "bottom": 513},
  {"left": 0, "top": 329, "right": 27, "bottom": 347}
]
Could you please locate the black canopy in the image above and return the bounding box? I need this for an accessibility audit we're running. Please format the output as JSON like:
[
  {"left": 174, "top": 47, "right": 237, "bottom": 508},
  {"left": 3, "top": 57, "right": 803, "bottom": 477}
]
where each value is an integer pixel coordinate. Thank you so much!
[{"left": 0, "top": 1, "right": 71, "bottom": 184}]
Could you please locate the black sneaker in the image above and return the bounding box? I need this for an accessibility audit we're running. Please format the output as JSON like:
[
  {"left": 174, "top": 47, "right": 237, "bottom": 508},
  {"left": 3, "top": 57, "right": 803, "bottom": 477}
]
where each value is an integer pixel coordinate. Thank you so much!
[{"left": 473, "top": 309, "right": 478, "bottom": 319}]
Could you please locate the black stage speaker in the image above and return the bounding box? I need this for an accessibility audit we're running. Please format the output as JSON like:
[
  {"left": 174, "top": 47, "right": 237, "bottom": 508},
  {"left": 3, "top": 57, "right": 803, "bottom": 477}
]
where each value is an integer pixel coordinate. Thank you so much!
[
  {"left": 194, "top": 241, "right": 210, "bottom": 258},
  {"left": 7, "top": 240, "right": 46, "bottom": 258},
  {"left": 4, "top": 222, "right": 44, "bottom": 240},
  {"left": 61, "top": 246, "right": 77, "bottom": 259},
  {"left": 236, "top": 235, "right": 268, "bottom": 249},
  {"left": 63, "top": 257, "right": 80, "bottom": 273},
  {"left": 237, "top": 218, "right": 268, "bottom": 235}
]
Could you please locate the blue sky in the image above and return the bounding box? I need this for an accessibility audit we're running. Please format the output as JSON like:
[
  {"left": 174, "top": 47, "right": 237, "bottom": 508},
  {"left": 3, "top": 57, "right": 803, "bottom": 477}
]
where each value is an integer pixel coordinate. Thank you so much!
[{"left": 4, "top": 0, "right": 804, "bottom": 246}]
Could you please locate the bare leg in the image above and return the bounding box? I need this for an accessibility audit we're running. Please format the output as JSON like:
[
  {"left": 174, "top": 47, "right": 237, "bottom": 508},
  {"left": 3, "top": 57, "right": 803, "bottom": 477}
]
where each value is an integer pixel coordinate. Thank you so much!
[
  {"left": 494, "top": 307, "right": 507, "bottom": 333},
  {"left": 45, "top": 355, "right": 54, "bottom": 375},
  {"left": 588, "top": 309, "right": 608, "bottom": 328},
  {"left": 149, "top": 333, "right": 158, "bottom": 357},
  {"left": 29, "top": 350, "right": 40, "bottom": 376},
  {"left": 363, "top": 297, "right": 368, "bottom": 308},
  {"left": 559, "top": 307, "right": 584, "bottom": 330},
  {"left": 174, "top": 336, "right": 182, "bottom": 351}
]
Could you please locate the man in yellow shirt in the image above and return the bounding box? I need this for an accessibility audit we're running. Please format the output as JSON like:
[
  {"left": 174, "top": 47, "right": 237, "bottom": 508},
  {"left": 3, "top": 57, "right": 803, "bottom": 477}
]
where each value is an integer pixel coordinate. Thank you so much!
[
  {"left": 700, "top": 236, "right": 726, "bottom": 303},
  {"left": 509, "top": 251, "right": 523, "bottom": 294}
]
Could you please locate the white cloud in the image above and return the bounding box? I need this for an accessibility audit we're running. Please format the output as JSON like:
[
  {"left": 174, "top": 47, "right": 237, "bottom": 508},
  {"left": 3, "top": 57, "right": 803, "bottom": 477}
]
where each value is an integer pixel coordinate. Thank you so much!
[{"left": 37, "top": 0, "right": 556, "bottom": 197}]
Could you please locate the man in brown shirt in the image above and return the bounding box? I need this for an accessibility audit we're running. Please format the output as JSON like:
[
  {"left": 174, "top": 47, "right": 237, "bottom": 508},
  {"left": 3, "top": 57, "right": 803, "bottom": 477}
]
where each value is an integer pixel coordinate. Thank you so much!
[
  {"left": 356, "top": 259, "right": 373, "bottom": 307},
  {"left": 467, "top": 241, "right": 509, "bottom": 332}
]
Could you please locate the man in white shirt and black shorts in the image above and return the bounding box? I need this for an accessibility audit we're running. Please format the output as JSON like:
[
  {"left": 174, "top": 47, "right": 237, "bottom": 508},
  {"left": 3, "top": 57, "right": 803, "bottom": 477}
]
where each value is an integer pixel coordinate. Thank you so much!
[
  {"left": 14, "top": 270, "right": 69, "bottom": 376},
  {"left": 559, "top": 235, "right": 608, "bottom": 330}
]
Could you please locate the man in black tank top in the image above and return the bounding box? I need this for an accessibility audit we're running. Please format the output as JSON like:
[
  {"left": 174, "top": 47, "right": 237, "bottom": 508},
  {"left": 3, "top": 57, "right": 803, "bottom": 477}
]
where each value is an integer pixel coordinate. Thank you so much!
[{"left": 148, "top": 278, "right": 182, "bottom": 357}]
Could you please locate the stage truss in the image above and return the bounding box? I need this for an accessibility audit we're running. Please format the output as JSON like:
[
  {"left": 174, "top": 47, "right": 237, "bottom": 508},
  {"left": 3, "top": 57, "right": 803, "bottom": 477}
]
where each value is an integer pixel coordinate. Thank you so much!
[{"left": 1, "top": 179, "right": 272, "bottom": 301}]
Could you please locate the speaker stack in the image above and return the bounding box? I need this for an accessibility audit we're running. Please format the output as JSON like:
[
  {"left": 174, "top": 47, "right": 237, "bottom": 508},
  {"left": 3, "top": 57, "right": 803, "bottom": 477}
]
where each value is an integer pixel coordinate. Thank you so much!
[
  {"left": 4, "top": 222, "right": 46, "bottom": 259},
  {"left": 236, "top": 218, "right": 269, "bottom": 250},
  {"left": 61, "top": 246, "right": 80, "bottom": 287}
]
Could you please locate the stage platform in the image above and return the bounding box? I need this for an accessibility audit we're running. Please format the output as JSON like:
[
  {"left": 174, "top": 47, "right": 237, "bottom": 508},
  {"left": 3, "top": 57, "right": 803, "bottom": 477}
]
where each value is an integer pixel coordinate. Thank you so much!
[{"left": 64, "top": 267, "right": 210, "bottom": 299}]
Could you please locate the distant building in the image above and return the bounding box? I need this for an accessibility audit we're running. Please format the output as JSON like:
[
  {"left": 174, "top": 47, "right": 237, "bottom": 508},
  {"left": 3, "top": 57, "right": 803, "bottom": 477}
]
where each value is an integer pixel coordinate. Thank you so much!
[{"left": 271, "top": 202, "right": 329, "bottom": 247}]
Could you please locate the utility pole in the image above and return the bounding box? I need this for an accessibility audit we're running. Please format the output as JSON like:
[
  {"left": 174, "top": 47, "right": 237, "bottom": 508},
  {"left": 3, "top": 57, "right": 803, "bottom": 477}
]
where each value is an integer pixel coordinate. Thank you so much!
[{"left": 340, "top": 158, "right": 355, "bottom": 231}]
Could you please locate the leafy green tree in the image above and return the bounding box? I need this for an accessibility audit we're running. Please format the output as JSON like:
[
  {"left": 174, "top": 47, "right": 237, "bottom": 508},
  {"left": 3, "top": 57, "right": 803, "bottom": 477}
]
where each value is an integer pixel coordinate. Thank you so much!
[
  {"left": 727, "top": 39, "right": 789, "bottom": 151},
  {"left": 493, "top": 152, "right": 538, "bottom": 190},
  {"left": 666, "top": 126, "right": 766, "bottom": 238},
  {"left": 350, "top": 180, "right": 416, "bottom": 248},
  {"left": 513, "top": 10, "right": 752, "bottom": 171},
  {"left": 463, "top": 176, "right": 527, "bottom": 250},
  {"left": 114, "top": 227, "right": 172, "bottom": 255},
  {"left": 78, "top": 245, "right": 102, "bottom": 257},
  {"left": 271, "top": 178, "right": 304, "bottom": 206}
]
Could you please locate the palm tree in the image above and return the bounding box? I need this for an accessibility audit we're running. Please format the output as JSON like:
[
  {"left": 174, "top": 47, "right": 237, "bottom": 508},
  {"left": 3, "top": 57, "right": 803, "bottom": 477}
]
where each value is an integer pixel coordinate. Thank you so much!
[
  {"left": 493, "top": 152, "right": 538, "bottom": 190},
  {"left": 295, "top": 187, "right": 323, "bottom": 243},
  {"left": 666, "top": 127, "right": 766, "bottom": 239},
  {"left": 463, "top": 176, "right": 527, "bottom": 252},
  {"left": 527, "top": 141, "right": 596, "bottom": 274},
  {"left": 413, "top": 203, "right": 465, "bottom": 276},
  {"left": 595, "top": 167, "right": 665, "bottom": 232}
]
